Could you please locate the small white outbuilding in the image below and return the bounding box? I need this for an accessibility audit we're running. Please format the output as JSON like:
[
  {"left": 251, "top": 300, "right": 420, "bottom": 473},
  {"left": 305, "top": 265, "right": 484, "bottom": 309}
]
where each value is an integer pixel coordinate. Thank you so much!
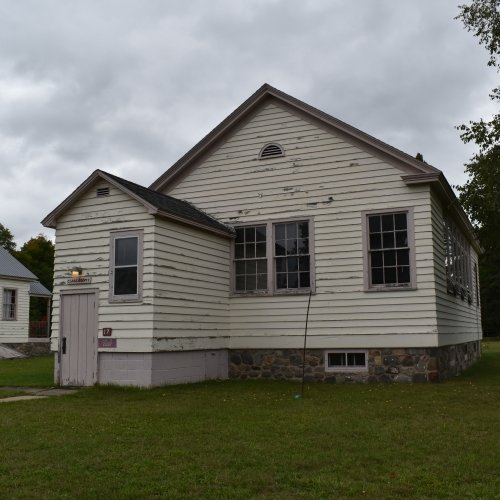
[{"left": 0, "top": 247, "right": 52, "bottom": 348}]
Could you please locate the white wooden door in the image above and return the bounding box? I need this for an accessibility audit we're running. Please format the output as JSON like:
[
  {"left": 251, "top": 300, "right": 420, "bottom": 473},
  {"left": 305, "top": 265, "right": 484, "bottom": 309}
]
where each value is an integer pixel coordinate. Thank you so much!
[{"left": 60, "top": 291, "right": 98, "bottom": 386}]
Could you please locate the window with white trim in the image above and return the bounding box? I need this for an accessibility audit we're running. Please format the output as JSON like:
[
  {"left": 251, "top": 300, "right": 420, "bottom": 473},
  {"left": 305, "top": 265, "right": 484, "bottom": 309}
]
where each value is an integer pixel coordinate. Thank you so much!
[
  {"left": 443, "top": 216, "right": 472, "bottom": 303},
  {"left": 365, "top": 210, "right": 413, "bottom": 288},
  {"left": 325, "top": 350, "right": 367, "bottom": 371},
  {"left": 110, "top": 231, "right": 143, "bottom": 301},
  {"left": 233, "top": 219, "right": 312, "bottom": 293},
  {"left": 2, "top": 289, "right": 17, "bottom": 320}
]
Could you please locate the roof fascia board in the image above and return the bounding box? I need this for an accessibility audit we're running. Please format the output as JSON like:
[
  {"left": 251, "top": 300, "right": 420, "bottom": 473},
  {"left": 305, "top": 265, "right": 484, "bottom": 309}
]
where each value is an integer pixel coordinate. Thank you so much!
[
  {"left": 150, "top": 89, "right": 271, "bottom": 192},
  {"left": 266, "top": 88, "right": 440, "bottom": 176},
  {"left": 0, "top": 273, "right": 33, "bottom": 282},
  {"left": 151, "top": 84, "right": 438, "bottom": 193},
  {"left": 271, "top": 99, "right": 420, "bottom": 176},
  {"left": 42, "top": 170, "right": 158, "bottom": 228},
  {"left": 402, "top": 173, "right": 481, "bottom": 253},
  {"left": 156, "top": 210, "right": 235, "bottom": 238},
  {"left": 157, "top": 98, "right": 270, "bottom": 194}
]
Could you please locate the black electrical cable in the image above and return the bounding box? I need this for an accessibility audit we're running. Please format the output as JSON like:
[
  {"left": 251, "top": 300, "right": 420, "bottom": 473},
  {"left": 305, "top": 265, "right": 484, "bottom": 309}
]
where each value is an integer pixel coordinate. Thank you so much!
[{"left": 300, "top": 290, "right": 313, "bottom": 398}]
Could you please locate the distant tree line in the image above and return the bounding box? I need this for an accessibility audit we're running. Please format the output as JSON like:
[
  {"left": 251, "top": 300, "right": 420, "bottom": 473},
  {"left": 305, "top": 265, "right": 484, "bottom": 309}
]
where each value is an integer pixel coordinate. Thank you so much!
[{"left": 456, "top": 0, "right": 500, "bottom": 336}]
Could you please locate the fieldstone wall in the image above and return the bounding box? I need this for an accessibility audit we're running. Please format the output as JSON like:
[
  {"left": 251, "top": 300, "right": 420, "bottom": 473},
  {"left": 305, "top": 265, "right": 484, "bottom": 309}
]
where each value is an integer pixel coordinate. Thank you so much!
[
  {"left": 229, "top": 341, "right": 481, "bottom": 383},
  {"left": 4, "top": 341, "right": 51, "bottom": 357}
]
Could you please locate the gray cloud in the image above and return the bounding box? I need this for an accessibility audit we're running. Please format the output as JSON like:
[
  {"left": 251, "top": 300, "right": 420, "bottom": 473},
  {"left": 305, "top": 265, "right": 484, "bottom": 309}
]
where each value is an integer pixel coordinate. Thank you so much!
[{"left": 0, "top": 0, "right": 496, "bottom": 244}]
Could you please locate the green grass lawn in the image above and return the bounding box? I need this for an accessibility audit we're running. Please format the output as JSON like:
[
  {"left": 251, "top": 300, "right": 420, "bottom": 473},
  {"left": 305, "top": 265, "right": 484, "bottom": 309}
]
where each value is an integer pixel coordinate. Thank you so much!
[
  {"left": 0, "top": 390, "right": 24, "bottom": 399},
  {"left": 0, "top": 355, "right": 54, "bottom": 387},
  {"left": 0, "top": 343, "right": 499, "bottom": 498}
]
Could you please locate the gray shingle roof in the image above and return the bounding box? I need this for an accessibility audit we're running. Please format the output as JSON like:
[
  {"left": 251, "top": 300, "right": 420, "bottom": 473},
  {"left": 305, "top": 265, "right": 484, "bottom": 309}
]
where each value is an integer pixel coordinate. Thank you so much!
[
  {"left": 30, "top": 281, "right": 52, "bottom": 297},
  {"left": 0, "top": 247, "right": 37, "bottom": 280},
  {"left": 103, "top": 171, "right": 234, "bottom": 236}
]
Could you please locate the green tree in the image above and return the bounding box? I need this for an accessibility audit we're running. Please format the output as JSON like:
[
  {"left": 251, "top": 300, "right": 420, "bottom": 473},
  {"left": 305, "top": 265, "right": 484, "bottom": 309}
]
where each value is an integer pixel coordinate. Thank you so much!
[
  {"left": 456, "top": 0, "right": 500, "bottom": 335},
  {"left": 0, "top": 223, "right": 16, "bottom": 253},
  {"left": 15, "top": 234, "right": 54, "bottom": 292},
  {"left": 15, "top": 234, "right": 55, "bottom": 323}
]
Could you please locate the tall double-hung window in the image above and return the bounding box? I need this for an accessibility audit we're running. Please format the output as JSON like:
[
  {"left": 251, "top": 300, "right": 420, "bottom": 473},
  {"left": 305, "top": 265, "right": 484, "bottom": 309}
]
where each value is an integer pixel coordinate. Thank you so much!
[
  {"left": 109, "top": 230, "right": 143, "bottom": 302},
  {"left": 233, "top": 219, "right": 313, "bottom": 294},
  {"left": 363, "top": 209, "right": 415, "bottom": 290},
  {"left": 2, "top": 289, "right": 16, "bottom": 320}
]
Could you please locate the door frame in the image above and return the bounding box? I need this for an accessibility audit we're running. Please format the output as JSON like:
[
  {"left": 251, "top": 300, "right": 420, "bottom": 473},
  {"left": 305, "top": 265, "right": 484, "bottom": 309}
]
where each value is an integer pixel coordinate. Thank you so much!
[{"left": 59, "top": 288, "right": 99, "bottom": 386}]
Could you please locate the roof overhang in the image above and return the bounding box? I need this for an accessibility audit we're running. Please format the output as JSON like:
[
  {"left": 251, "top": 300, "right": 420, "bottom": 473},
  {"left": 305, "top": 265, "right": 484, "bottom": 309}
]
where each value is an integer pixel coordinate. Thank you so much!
[
  {"left": 402, "top": 172, "right": 481, "bottom": 253},
  {"left": 0, "top": 273, "right": 33, "bottom": 282},
  {"left": 150, "top": 83, "right": 440, "bottom": 192},
  {"left": 42, "top": 170, "right": 234, "bottom": 238}
]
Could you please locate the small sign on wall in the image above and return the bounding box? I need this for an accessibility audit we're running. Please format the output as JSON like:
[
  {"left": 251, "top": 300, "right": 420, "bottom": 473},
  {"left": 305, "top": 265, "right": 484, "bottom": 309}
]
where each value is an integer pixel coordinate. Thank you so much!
[
  {"left": 103, "top": 328, "right": 113, "bottom": 337},
  {"left": 98, "top": 338, "right": 117, "bottom": 348},
  {"left": 67, "top": 276, "right": 92, "bottom": 285}
]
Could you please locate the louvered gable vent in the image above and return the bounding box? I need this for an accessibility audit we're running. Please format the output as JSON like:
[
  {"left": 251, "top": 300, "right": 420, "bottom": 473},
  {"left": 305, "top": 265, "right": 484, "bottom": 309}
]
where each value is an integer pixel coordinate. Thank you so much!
[
  {"left": 96, "top": 187, "right": 110, "bottom": 197},
  {"left": 259, "top": 143, "right": 284, "bottom": 159}
]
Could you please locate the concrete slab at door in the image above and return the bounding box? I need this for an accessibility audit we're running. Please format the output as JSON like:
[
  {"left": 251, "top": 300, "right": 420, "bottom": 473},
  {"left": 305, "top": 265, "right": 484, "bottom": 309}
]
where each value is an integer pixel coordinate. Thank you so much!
[{"left": 60, "top": 290, "right": 98, "bottom": 386}]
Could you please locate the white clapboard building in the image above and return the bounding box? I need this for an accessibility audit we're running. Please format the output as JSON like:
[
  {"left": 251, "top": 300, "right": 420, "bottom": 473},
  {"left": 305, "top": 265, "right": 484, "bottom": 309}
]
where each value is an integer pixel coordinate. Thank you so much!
[{"left": 43, "top": 85, "right": 482, "bottom": 387}]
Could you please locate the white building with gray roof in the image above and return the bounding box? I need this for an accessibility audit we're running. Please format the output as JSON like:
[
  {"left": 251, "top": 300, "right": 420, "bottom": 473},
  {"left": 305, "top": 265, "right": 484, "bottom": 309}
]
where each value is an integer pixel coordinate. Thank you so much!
[{"left": 0, "top": 246, "right": 51, "bottom": 344}]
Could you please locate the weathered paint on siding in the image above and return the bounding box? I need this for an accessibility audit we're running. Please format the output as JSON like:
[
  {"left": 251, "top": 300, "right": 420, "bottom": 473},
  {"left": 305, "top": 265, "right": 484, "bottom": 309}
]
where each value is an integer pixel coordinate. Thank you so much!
[
  {"left": 0, "top": 278, "right": 30, "bottom": 342},
  {"left": 164, "top": 101, "right": 440, "bottom": 349},
  {"left": 51, "top": 180, "right": 156, "bottom": 353},
  {"left": 152, "top": 217, "right": 231, "bottom": 351},
  {"left": 431, "top": 191, "right": 482, "bottom": 345}
]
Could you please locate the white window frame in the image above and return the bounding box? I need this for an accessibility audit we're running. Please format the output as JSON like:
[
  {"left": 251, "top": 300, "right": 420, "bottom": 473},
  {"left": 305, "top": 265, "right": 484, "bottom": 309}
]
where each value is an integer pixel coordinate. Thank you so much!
[
  {"left": 325, "top": 350, "right": 368, "bottom": 372},
  {"left": 109, "top": 230, "right": 143, "bottom": 303},
  {"left": 362, "top": 208, "right": 417, "bottom": 291},
  {"left": 2, "top": 288, "right": 17, "bottom": 321},
  {"left": 230, "top": 217, "right": 315, "bottom": 296}
]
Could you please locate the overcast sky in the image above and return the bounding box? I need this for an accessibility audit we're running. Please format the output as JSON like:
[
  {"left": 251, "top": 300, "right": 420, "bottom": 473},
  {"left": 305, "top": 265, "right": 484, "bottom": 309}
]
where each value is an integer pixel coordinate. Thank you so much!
[{"left": 0, "top": 0, "right": 497, "bottom": 245}]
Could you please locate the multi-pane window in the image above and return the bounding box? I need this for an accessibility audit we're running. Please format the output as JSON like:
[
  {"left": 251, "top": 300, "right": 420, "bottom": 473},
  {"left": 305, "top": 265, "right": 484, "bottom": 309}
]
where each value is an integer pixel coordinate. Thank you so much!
[
  {"left": 275, "top": 221, "right": 310, "bottom": 289},
  {"left": 326, "top": 350, "right": 367, "bottom": 371},
  {"left": 367, "top": 212, "right": 410, "bottom": 287},
  {"left": 110, "top": 231, "right": 143, "bottom": 301},
  {"left": 233, "top": 220, "right": 312, "bottom": 293},
  {"left": 2, "top": 289, "right": 16, "bottom": 320},
  {"left": 444, "top": 217, "right": 471, "bottom": 302},
  {"left": 234, "top": 226, "right": 267, "bottom": 291}
]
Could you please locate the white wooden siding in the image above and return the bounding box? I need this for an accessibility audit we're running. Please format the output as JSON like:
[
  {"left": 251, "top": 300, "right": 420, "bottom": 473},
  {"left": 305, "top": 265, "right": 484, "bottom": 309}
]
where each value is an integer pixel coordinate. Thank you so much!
[
  {"left": 0, "top": 278, "right": 30, "bottom": 342},
  {"left": 165, "top": 101, "right": 440, "bottom": 349},
  {"left": 152, "top": 217, "right": 231, "bottom": 351},
  {"left": 430, "top": 191, "right": 482, "bottom": 344},
  {"left": 51, "top": 180, "right": 156, "bottom": 352}
]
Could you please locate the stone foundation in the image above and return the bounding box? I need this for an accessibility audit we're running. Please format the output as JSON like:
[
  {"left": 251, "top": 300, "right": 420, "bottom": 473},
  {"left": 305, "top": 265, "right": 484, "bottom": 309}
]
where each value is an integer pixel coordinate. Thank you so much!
[
  {"left": 4, "top": 340, "right": 51, "bottom": 357},
  {"left": 229, "top": 341, "right": 481, "bottom": 383}
]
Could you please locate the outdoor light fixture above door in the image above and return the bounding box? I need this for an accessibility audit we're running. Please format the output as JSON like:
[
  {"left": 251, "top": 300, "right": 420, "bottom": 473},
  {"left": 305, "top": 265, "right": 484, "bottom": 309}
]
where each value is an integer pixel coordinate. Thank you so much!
[{"left": 71, "top": 267, "right": 83, "bottom": 277}]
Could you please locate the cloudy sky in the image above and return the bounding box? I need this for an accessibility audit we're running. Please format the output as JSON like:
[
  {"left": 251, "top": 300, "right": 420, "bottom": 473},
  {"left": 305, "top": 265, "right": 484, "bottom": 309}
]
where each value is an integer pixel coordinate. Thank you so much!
[{"left": 0, "top": 0, "right": 497, "bottom": 245}]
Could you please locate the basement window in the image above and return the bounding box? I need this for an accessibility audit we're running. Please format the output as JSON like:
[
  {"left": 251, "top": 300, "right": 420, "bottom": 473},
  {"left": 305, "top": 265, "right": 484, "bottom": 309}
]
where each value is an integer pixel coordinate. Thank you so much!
[
  {"left": 259, "top": 143, "right": 284, "bottom": 159},
  {"left": 325, "top": 350, "right": 367, "bottom": 372}
]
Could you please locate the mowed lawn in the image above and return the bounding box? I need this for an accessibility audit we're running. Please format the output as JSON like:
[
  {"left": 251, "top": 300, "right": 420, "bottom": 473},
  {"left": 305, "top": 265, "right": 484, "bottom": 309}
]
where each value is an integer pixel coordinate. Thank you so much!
[{"left": 1, "top": 344, "right": 499, "bottom": 499}]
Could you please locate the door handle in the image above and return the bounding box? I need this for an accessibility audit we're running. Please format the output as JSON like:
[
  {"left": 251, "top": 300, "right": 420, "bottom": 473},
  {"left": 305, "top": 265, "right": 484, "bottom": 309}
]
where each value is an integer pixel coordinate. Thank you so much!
[{"left": 62, "top": 337, "right": 67, "bottom": 355}]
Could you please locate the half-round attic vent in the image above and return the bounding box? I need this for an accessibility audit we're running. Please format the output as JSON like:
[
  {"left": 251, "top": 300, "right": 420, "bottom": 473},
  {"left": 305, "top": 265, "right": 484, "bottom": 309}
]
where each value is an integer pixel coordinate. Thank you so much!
[{"left": 259, "top": 143, "right": 285, "bottom": 159}]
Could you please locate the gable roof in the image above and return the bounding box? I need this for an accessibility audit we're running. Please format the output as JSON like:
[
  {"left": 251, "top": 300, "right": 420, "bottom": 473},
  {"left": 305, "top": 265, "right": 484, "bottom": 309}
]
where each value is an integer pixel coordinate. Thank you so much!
[
  {"left": 150, "top": 83, "right": 439, "bottom": 192},
  {"left": 0, "top": 247, "right": 37, "bottom": 281},
  {"left": 149, "top": 83, "right": 479, "bottom": 252},
  {"left": 42, "top": 170, "right": 234, "bottom": 238}
]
